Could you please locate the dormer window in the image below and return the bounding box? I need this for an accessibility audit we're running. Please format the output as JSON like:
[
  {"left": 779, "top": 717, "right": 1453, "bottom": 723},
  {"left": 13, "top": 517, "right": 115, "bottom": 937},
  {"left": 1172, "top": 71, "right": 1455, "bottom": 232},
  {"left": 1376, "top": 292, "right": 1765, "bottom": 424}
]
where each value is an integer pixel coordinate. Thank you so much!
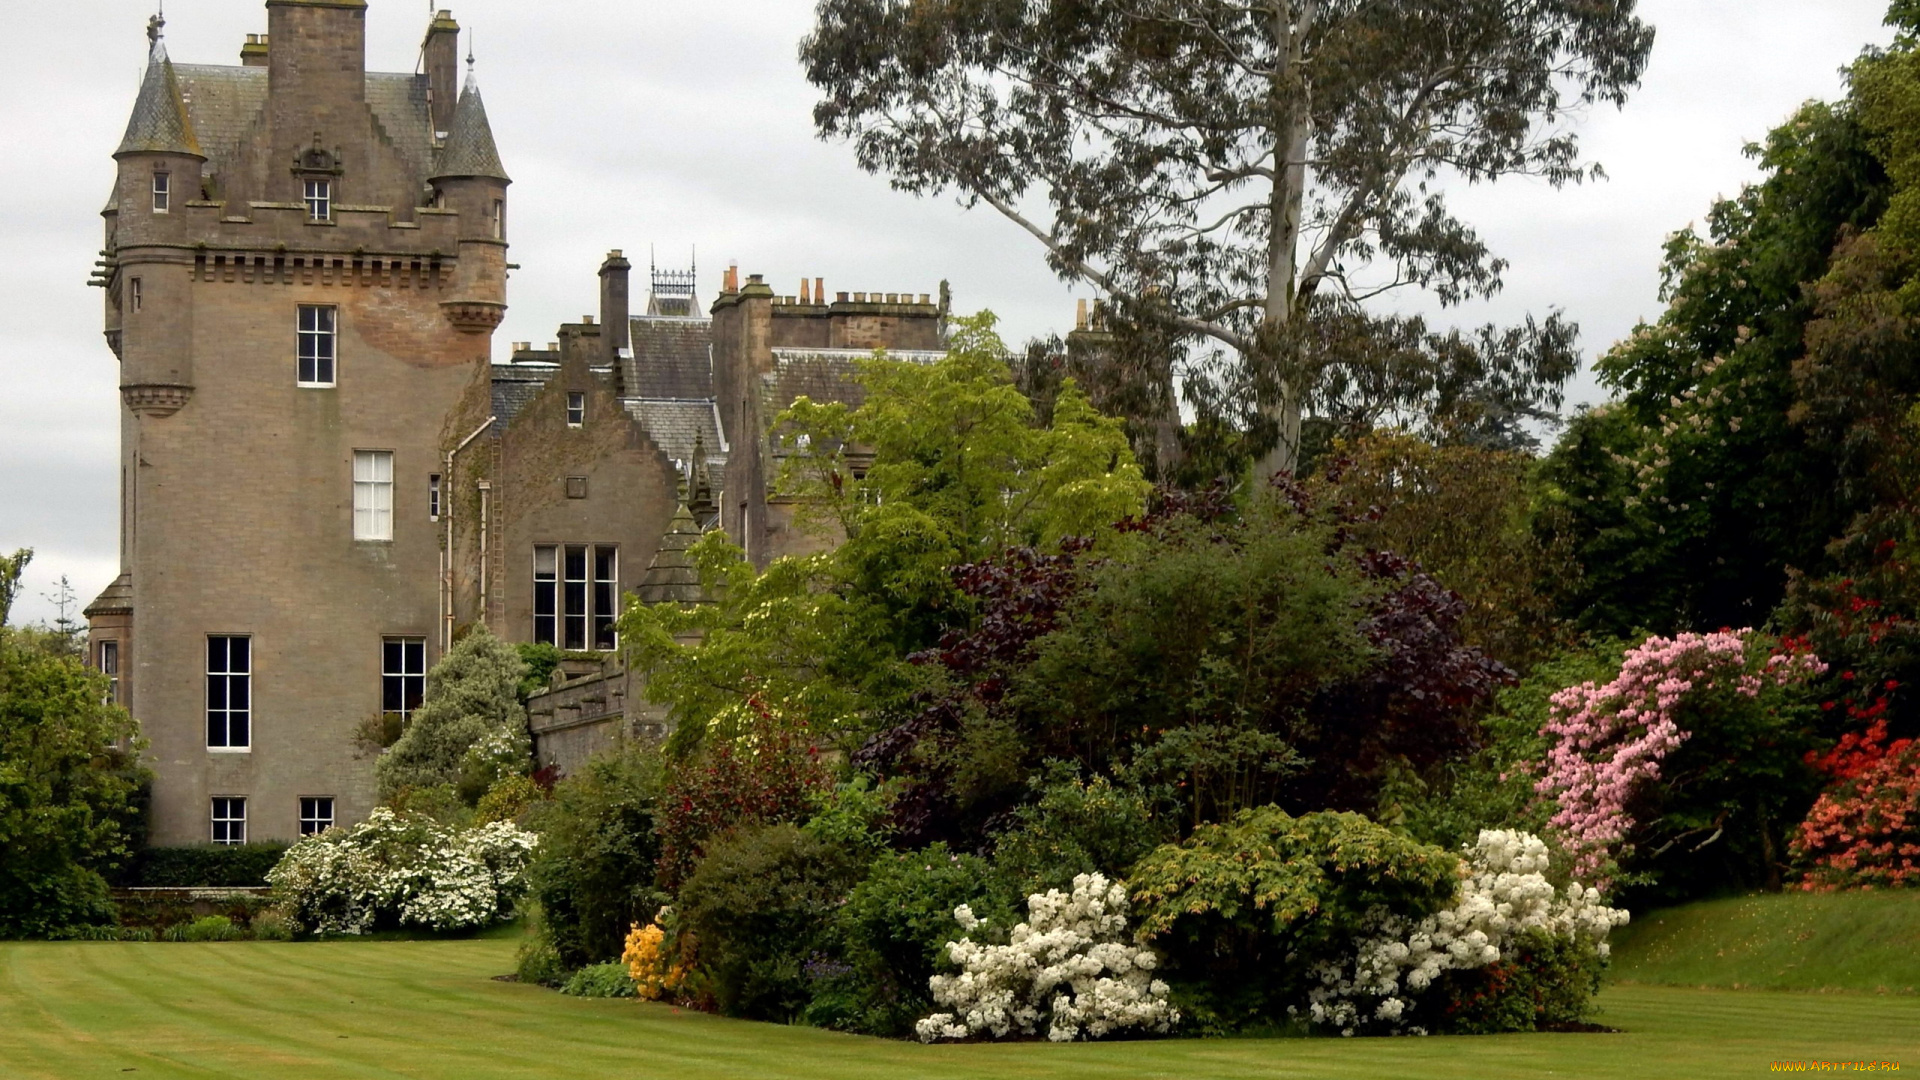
[
  {"left": 305, "top": 179, "right": 332, "bottom": 222},
  {"left": 152, "top": 172, "right": 170, "bottom": 213}
]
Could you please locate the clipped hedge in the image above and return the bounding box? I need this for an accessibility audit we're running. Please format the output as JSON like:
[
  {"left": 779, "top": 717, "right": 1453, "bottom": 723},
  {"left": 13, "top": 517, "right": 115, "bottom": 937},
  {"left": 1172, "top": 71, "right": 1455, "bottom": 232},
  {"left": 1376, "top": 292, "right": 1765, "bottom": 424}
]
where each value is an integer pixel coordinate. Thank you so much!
[{"left": 119, "top": 845, "right": 290, "bottom": 888}]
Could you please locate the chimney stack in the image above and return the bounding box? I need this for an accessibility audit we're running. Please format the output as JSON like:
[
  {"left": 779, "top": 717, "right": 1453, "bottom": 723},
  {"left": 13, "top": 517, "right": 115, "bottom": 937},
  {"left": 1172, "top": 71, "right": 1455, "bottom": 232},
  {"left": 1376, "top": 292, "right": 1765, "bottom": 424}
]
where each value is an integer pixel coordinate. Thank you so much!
[
  {"left": 423, "top": 10, "right": 461, "bottom": 137},
  {"left": 241, "top": 33, "right": 269, "bottom": 67},
  {"left": 1076, "top": 298, "right": 1089, "bottom": 331},
  {"left": 799, "top": 278, "right": 811, "bottom": 304},
  {"left": 601, "top": 251, "right": 632, "bottom": 390}
]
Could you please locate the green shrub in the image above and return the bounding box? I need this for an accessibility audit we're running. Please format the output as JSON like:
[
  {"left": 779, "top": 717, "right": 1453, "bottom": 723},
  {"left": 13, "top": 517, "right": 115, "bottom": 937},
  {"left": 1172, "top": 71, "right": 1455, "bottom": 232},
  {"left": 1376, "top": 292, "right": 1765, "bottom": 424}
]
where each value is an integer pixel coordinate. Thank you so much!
[
  {"left": 377, "top": 627, "right": 530, "bottom": 803},
  {"left": 1128, "top": 806, "right": 1459, "bottom": 1033},
  {"left": 809, "top": 843, "right": 1017, "bottom": 1036},
  {"left": 678, "top": 823, "right": 863, "bottom": 1022},
  {"left": 180, "top": 915, "right": 245, "bottom": 942},
  {"left": 1432, "top": 934, "right": 1608, "bottom": 1034},
  {"left": 121, "top": 845, "right": 290, "bottom": 888},
  {"left": 560, "top": 962, "right": 639, "bottom": 999},
  {"left": 515, "top": 934, "right": 572, "bottom": 988},
  {"left": 992, "top": 769, "right": 1174, "bottom": 894},
  {"left": 1, "top": 609, "right": 148, "bottom": 938},
  {"left": 249, "top": 908, "right": 293, "bottom": 941},
  {"left": 523, "top": 743, "right": 665, "bottom": 970}
]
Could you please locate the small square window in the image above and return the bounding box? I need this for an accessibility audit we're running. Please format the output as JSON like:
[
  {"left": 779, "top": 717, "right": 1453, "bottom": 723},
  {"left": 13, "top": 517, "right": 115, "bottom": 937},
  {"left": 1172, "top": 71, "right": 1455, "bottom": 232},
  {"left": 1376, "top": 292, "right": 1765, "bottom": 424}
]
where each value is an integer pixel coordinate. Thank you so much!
[
  {"left": 566, "top": 392, "right": 585, "bottom": 427},
  {"left": 212, "top": 797, "right": 247, "bottom": 845},
  {"left": 152, "top": 172, "right": 170, "bottom": 213},
  {"left": 299, "top": 797, "right": 335, "bottom": 836},
  {"left": 565, "top": 476, "right": 588, "bottom": 500},
  {"left": 305, "top": 179, "right": 332, "bottom": 222}
]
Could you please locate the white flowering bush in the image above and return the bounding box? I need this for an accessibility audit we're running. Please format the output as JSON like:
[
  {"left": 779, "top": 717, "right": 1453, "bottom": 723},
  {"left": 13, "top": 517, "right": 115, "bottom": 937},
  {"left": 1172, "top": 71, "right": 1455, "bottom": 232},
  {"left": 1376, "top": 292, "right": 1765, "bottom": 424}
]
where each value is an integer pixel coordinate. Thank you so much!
[
  {"left": 268, "top": 808, "right": 538, "bottom": 935},
  {"left": 1306, "top": 830, "right": 1628, "bottom": 1036},
  {"left": 915, "top": 872, "right": 1179, "bottom": 1043}
]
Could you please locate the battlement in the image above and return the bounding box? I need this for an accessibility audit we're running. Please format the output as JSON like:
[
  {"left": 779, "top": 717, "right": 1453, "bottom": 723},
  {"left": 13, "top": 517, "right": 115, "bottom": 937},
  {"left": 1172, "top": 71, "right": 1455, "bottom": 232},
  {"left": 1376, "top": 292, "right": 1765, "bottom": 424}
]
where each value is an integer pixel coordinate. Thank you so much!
[{"left": 112, "top": 199, "right": 470, "bottom": 256}]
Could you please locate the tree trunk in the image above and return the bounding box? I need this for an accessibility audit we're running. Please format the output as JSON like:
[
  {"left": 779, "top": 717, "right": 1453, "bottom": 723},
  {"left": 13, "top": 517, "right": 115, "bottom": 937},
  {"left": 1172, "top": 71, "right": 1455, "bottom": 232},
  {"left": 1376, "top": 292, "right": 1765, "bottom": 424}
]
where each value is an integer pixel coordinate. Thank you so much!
[{"left": 1255, "top": 0, "right": 1314, "bottom": 481}]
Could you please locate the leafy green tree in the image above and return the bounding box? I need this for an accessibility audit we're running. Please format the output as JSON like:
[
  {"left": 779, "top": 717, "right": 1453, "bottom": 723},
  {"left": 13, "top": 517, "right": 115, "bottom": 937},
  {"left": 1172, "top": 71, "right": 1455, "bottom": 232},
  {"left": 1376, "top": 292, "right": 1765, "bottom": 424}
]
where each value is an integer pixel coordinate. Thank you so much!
[
  {"left": 0, "top": 548, "right": 28, "bottom": 627},
  {"left": 802, "top": 1, "right": 1650, "bottom": 473},
  {"left": 1541, "top": 91, "right": 1892, "bottom": 635},
  {"left": 623, "top": 314, "right": 1148, "bottom": 754},
  {"left": 1, "top": 568, "right": 148, "bottom": 936},
  {"left": 521, "top": 743, "right": 665, "bottom": 972},
  {"left": 376, "top": 626, "right": 530, "bottom": 803}
]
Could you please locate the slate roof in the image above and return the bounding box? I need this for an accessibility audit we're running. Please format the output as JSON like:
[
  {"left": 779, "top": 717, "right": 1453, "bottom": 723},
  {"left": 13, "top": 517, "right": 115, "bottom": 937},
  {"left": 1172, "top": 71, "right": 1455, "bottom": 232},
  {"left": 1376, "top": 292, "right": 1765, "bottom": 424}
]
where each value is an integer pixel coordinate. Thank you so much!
[
  {"left": 491, "top": 362, "right": 558, "bottom": 425},
  {"left": 626, "top": 317, "right": 713, "bottom": 400},
  {"left": 170, "top": 66, "right": 438, "bottom": 191},
  {"left": 119, "top": 42, "right": 201, "bottom": 158},
  {"left": 432, "top": 71, "right": 509, "bottom": 181},
  {"left": 85, "top": 573, "right": 134, "bottom": 618},
  {"left": 635, "top": 504, "right": 711, "bottom": 606},
  {"left": 761, "top": 347, "right": 945, "bottom": 412},
  {"left": 623, "top": 399, "right": 728, "bottom": 470}
]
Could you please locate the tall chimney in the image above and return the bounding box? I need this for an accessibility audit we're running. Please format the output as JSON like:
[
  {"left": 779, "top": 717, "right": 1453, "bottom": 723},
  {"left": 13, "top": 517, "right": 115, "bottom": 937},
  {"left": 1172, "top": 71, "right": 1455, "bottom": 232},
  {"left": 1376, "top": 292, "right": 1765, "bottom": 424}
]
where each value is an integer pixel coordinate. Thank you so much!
[
  {"left": 267, "top": 0, "right": 368, "bottom": 203},
  {"left": 423, "top": 10, "right": 461, "bottom": 137},
  {"left": 600, "top": 250, "right": 632, "bottom": 383}
]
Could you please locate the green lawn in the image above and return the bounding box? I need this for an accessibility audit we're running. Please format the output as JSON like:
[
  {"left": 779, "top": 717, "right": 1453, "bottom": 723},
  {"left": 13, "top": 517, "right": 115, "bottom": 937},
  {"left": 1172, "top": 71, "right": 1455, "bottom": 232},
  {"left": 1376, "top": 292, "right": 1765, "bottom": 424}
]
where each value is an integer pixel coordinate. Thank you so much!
[
  {"left": 1, "top": 937, "right": 1914, "bottom": 1080},
  {"left": 1610, "top": 889, "right": 1920, "bottom": 993}
]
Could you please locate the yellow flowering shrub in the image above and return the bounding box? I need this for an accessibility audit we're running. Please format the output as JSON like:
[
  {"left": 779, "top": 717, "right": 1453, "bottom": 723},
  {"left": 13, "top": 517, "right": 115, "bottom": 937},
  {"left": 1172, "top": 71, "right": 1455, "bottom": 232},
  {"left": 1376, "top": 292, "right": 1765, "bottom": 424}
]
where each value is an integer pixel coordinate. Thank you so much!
[{"left": 623, "top": 921, "right": 689, "bottom": 1001}]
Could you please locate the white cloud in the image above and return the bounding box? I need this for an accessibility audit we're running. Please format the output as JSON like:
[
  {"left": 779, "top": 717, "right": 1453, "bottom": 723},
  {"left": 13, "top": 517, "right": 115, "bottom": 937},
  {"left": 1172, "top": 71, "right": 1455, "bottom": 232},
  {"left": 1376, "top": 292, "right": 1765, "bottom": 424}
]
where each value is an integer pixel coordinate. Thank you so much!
[{"left": 0, "top": 0, "right": 1895, "bottom": 625}]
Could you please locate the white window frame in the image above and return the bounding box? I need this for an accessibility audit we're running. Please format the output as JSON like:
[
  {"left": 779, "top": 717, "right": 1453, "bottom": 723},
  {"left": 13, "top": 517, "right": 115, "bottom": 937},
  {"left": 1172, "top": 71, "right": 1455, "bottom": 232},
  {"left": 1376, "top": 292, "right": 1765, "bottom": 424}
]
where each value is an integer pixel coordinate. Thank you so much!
[
  {"left": 98, "top": 640, "right": 121, "bottom": 705},
  {"left": 534, "top": 543, "right": 618, "bottom": 650},
  {"left": 429, "top": 474, "right": 443, "bottom": 521},
  {"left": 299, "top": 796, "right": 335, "bottom": 837},
  {"left": 305, "top": 178, "right": 332, "bottom": 222},
  {"left": 382, "top": 637, "right": 426, "bottom": 719},
  {"left": 534, "top": 546, "right": 558, "bottom": 646},
  {"left": 353, "top": 451, "right": 394, "bottom": 541},
  {"left": 152, "top": 172, "right": 170, "bottom": 213},
  {"left": 211, "top": 797, "right": 247, "bottom": 845},
  {"left": 297, "top": 305, "right": 337, "bottom": 387},
  {"left": 566, "top": 391, "right": 585, "bottom": 428},
  {"left": 206, "top": 635, "right": 251, "bottom": 751}
]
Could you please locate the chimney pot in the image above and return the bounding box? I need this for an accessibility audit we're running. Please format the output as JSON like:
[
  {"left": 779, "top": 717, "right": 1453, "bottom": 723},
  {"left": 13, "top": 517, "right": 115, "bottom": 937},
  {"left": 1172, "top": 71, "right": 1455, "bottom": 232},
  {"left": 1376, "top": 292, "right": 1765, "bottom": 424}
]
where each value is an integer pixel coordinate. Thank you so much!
[
  {"left": 800, "top": 279, "right": 811, "bottom": 304},
  {"left": 836, "top": 291, "right": 849, "bottom": 302},
  {"left": 582, "top": 315, "right": 595, "bottom": 325}
]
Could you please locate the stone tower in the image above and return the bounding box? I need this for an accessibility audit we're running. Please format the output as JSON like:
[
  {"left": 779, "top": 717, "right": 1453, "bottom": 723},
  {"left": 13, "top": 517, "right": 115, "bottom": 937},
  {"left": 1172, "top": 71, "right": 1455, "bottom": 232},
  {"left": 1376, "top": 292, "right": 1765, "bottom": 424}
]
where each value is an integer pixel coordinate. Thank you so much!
[{"left": 90, "top": 3, "right": 508, "bottom": 845}]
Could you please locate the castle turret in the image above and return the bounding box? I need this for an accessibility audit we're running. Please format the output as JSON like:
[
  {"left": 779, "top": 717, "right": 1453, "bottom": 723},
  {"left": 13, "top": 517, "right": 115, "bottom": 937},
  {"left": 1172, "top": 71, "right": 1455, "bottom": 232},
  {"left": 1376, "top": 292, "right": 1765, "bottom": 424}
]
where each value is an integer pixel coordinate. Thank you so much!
[
  {"left": 111, "top": 17, "right": 204, "bottom": 415},
  {"left": 432, "top": 65, "right": 510, "bottom": 334}
]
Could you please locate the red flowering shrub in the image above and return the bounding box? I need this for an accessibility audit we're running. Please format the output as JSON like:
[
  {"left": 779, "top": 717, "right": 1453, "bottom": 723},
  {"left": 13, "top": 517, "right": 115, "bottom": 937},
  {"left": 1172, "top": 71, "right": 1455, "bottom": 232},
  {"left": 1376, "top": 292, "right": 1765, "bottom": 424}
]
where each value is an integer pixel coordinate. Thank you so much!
[
  {"left": 656, "top": 701, "right": 831, "bottom": 890},
  {"left": 1794, "top": 719, "right": 1920, "bottom": 890}
]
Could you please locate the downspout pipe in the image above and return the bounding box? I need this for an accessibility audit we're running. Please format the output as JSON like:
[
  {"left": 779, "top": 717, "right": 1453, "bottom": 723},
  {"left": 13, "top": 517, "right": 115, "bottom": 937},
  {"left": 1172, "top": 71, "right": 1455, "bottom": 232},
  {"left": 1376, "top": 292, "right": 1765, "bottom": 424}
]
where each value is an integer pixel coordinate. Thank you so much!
[{"left": 443, "top": 416, "right": 496, "bottom": 653}]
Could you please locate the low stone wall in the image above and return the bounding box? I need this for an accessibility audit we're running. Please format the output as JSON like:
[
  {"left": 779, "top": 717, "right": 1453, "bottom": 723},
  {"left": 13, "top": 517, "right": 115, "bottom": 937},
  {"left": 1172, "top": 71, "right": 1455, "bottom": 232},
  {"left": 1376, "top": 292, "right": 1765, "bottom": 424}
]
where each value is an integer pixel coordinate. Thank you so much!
[
  {"left": 526, "top": 658, "right": 673, "bottom": 777},
  {"left": 111, "top": 887, "right": 274, "bottom": 928}
]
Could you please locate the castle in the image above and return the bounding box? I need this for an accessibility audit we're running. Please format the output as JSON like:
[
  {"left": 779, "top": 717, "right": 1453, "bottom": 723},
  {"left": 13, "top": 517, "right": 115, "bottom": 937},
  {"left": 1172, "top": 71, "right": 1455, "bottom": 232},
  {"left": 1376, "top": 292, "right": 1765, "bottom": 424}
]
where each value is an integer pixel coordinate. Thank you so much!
[{"left": 85, "top": 1, "right": 948, "bottom": 846}]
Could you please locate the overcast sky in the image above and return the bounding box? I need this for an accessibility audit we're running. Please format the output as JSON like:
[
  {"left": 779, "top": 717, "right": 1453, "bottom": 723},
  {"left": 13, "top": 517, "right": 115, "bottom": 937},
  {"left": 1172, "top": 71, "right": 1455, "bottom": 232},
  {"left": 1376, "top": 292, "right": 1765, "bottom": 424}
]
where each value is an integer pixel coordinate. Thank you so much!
[{"left": 0, "top": 0, "right": 1897, "bottom": 627}]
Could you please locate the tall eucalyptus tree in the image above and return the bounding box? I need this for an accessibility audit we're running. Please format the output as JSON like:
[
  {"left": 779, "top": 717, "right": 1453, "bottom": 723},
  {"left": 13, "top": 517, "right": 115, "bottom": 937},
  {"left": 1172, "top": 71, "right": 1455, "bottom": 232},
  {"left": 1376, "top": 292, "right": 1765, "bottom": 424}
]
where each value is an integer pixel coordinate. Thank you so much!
[{"left": 803, "top": 1, "right": 1653, "bottom": 473}]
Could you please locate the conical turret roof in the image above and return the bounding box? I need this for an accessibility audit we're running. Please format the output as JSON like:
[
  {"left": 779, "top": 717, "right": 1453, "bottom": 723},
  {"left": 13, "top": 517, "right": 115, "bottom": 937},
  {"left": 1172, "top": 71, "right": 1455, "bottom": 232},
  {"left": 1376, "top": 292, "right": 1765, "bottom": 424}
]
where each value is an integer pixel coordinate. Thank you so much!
[
  {"left": 636, "top": 502, "right": 711, "bottom": 606},
  {"left": 116, "top": 36, "right": 202, "bottom": 159},
  {"left": 432, "top": 69, "right": 509, "bottom": 181}
]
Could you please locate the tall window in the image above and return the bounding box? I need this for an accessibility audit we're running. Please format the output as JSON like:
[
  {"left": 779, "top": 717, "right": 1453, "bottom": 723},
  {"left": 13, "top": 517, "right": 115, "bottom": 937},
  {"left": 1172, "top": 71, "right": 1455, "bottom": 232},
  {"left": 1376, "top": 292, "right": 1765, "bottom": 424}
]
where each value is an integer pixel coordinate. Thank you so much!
[
  {"left": 299, "top": 797, "right": 335, "bottom": 836},
  {"left": 297, "top": 305, "right": 336, "bottom": 386},
  {"left": 305, "top": 179, "right": 332, "bottom": 221},
  {"left": 533, "top": 544, "right": 618, "bottom": 650},
  {"left": 97, "top": 640, "right": 121, "bottom": 705},
  {"left": 206, "top": 636, "right": 251, "bottom": 750},
  {"left": 534, "top": 547, "right": 558, "bottom": 647},
  {"left": 593, "top": 547, "right": 618, "bottom": 650},
  {"left": 211, "top": 797, "right": 247, "bottom": 845},
  {"left": 429, "top": 474, "right": 442, "bottom": 521},
  {"left": 566, "top": 392, "right": 585, "bottom": 427},
  {"left": 491, "top": 199, "right": 504, "bottom": 240},
  {"left": 382, "top": 637, "right": 426, "bottom": 719},
  {"left": 353, "top": 451, "right": 394, "bottom": 541},
  {"left": 152, "top": 172, "right": 170, "bottom": 213},
  {"left": 129, "top": 278, "right": 142, "bottom": 314}
]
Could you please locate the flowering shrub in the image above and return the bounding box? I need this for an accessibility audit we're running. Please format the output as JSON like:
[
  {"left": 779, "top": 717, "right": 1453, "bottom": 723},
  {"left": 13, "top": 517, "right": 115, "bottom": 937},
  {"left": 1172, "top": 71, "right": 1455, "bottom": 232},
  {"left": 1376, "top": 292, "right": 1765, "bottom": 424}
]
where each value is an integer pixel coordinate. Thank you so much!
[
  {"left": 916, "top": 872, "right": 1178, "bottom": 1043},
  {"left": 1534, "top": 629, "right": 1826, "bottom": 889},
  {"left": 655, "top": 703, "right": 830, "bottom": 890},
  {"left": 1794, "top": 721, "right": 1920, "bottom": 889},
  {"left": 268, "top": 808, "right": 537, "bottom": 935},
  {"left": 1305, "top": 830, "right": 1628, "bottom": 1036},
  {"left": 622, "top": 920, "right": 691, "bottom": 1000}
]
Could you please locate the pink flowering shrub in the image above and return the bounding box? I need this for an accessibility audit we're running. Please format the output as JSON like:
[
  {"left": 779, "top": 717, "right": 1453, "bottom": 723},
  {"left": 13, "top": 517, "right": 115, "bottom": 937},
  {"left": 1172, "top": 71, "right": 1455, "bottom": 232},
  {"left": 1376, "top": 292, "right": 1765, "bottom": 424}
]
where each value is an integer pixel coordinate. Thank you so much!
[
  {"left": 1534, "top": 630, "right": 1827, "bottom": 894},
  {"left": 1793, "top": 721, "right": 1920, "bottom": 890}
]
